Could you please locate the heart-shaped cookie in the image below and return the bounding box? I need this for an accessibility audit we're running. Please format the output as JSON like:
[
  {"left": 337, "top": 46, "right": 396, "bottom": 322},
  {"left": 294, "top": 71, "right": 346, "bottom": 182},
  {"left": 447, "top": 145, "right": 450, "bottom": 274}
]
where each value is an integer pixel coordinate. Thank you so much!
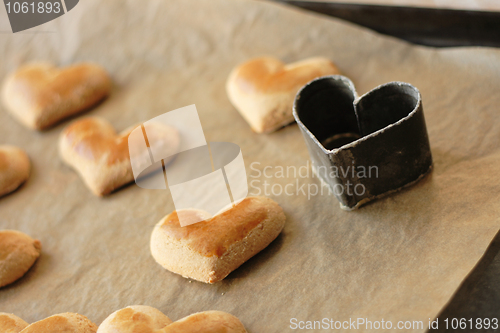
[
  {"left": 0, "top": 230, "right": 41, "bottom": 288},
  {"left": 226, "top": 56, "right": 340, "bottom": 133},
  {"left": 293, "top": 75, "right": 432, "bottom": 209},
  {"left": 97, "top": 305, "right": 173, "bottom": 333},
  {"left": 98, "top": 306, "right": 247, "bottom": 333},
  {"left": 0, "top": 145, "right": 30, "bottom": 197},
  {"left": 59, "top": 117, "right": 180, "bottom": 196},
  {"left": 2, "top": 62, "right": 111, "bottom": 130},
  {"left": 0, "top": 313, "right": 29, "bottom": 333},
  {"left": 19, "top": 313, "right": 97, "bottom": 333},
  {"left": 150, "top": 196, "right": 285, "bottom": 283},
  {"left": 162, "top": 311, "right": 247, "bottom": 333}
]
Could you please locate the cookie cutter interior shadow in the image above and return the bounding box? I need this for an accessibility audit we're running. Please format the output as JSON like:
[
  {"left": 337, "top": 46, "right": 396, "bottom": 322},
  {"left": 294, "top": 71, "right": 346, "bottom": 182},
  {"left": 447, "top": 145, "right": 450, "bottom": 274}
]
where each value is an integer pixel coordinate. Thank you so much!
[{"left": 293, "top": 75, "right": 433, "bottom": 210}]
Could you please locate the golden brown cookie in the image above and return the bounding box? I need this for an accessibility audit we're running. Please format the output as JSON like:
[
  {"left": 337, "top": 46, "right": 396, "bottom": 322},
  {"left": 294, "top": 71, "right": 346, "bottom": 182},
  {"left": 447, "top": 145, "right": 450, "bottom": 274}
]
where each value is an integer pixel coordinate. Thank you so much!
[
  {"left": 0, "top": 230, "right": 41, "bottom": 288},
  {"left": 163, "top": 311, "right": 247, "bottom": 333},
  {"left": 226, "top": 56, "right": 340, "bottom": 133},
  {"left": 59, "top": 117, "right": 179, "bottom": 196},
  {"left": 97, "top": 305, "right": 172, "bottom": 333},
  {"left": 0, "top": 313, "right": 29, "bottom": 333},
  {"left": 150, "top": 196, "right": 286, "bottom": 283},
  {"left": 0, "top": 145, "right": 30, "bottom": 197},
  {"left": 20, "top": 313, "right": 97, "bottom": 333},
  {"left": 98, "top": 307, "right": 246, "bottom": 333},
  {"left": 2, "top": 62, "right": 111, "bottom": 130}
]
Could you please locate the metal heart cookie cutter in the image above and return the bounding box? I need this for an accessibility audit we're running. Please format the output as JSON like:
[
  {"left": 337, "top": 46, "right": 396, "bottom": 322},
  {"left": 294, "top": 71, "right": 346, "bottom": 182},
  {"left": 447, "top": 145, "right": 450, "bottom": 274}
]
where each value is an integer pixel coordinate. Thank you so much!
[{"left": 293, "top": 75, "right": 433, "bottom": 210}]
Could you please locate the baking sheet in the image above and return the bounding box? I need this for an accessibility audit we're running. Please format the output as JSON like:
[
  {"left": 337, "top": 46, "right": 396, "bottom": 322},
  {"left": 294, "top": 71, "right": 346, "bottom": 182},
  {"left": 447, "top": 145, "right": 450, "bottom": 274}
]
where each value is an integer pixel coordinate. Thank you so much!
[
  {"left": 293, "top": 0, "right": 500, "bottom": 12},
  {"left": 1, "top": 0, "right": 500, "bottom": 332}
]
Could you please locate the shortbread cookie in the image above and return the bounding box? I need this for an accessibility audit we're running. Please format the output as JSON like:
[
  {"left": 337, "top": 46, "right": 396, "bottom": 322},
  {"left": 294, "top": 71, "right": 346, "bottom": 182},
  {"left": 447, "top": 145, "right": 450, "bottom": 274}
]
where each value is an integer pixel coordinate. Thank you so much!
[
  {"left": 97, "top": 305, "right": 172, "bottom": 333},
  {"left": 163, "top": 311, "right": 247, "bottom": 333},
  {"left": 20, "top": 313, "right": 97, "bottom": 333},
  {"left": 2, "top": 62, "right": 112, "bottom": 130},
  {"left": 0, "top": 230, "right": 41, "bottom": 288},
  {"left": 0, "top": 313, "right": 29, "bottom": 333},
  {"left": 226, "top": 56, "right": 340, "bottom": 133},
  {"left": 59, "top": 117, "right": 179, "bottom": 196},
  {"left": 0, "top": 145, "right": 30, "bottom": 197},
  {"left": 151, "top": 196, "right": 286, "bottom": 283},
  {"left": 98, "top": 307, "right": 246, "bottom": 333}
]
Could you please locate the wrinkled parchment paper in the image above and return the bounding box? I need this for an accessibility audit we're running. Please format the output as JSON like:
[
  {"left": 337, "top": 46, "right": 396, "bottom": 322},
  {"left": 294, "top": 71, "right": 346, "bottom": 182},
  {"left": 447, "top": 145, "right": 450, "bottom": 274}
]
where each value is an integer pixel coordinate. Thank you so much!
[{"left": 1, "top": 1, "right": 500, "bottom": 332}]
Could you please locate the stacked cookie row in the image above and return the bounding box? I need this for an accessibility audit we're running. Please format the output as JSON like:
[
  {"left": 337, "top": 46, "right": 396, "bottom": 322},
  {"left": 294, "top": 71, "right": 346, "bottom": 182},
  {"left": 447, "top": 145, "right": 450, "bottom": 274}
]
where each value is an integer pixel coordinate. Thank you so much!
[{"left": 1, "top": 306, "right": 247, "bottom": 333}]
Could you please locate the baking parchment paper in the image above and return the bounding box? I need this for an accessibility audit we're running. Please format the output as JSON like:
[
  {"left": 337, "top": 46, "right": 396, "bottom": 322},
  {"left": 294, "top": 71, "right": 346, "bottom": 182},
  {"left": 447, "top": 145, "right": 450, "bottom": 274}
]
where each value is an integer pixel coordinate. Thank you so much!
[{"left": 1, "top": 0, "right": 500, "bottom": 332}]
